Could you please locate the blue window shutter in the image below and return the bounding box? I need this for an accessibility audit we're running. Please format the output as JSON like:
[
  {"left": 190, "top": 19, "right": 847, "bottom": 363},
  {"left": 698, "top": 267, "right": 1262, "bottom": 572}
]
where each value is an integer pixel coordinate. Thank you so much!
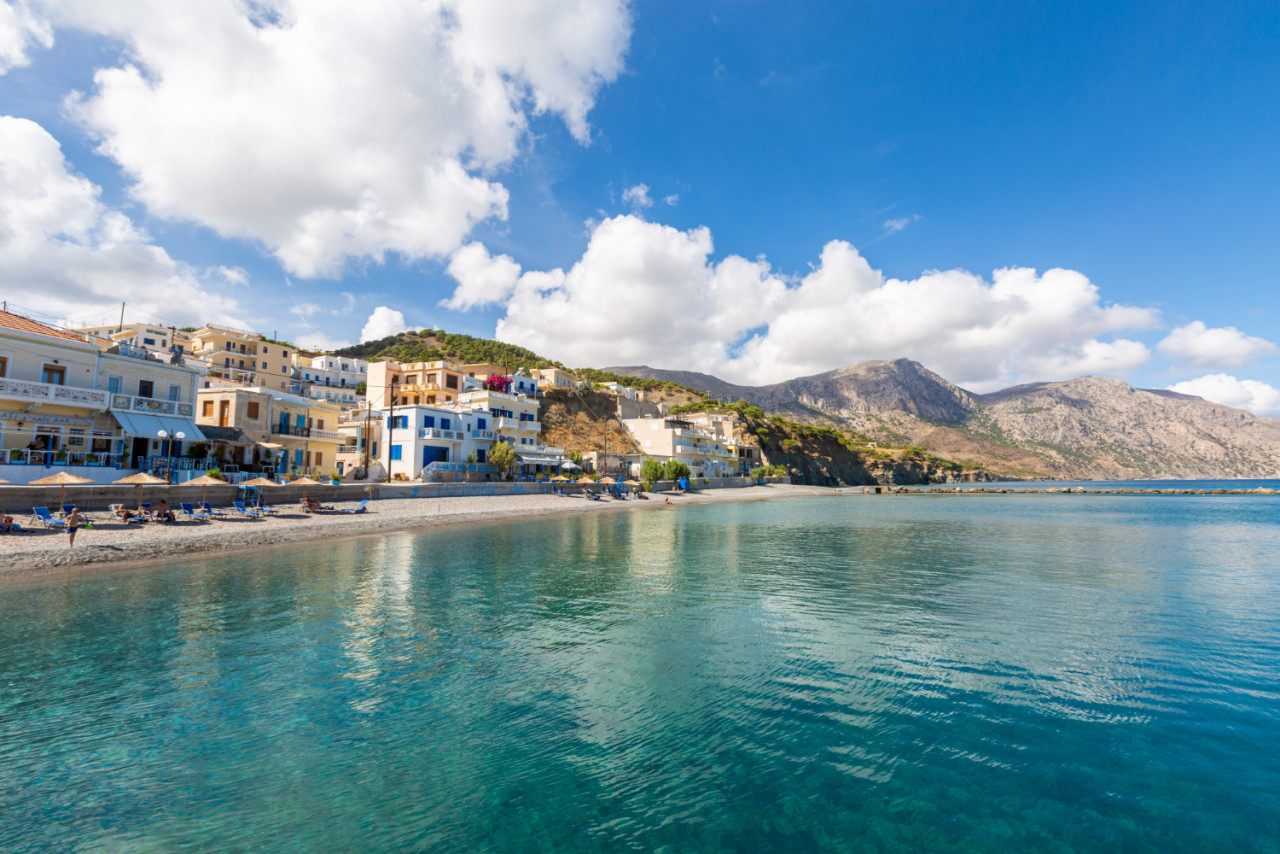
[{"left": 442, "top": 418, "right": 450, "bottom": 430}]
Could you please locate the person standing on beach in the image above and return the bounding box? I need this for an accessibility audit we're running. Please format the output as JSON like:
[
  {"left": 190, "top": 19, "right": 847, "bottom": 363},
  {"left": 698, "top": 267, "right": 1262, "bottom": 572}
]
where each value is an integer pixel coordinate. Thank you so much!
[{"left": 65, "top": 506, "right": 84, "bottom": 548}]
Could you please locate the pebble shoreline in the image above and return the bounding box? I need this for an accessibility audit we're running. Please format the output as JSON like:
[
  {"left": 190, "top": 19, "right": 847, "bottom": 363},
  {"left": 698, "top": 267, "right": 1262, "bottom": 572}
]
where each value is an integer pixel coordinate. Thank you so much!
[{"left": 0, "top": 484, "right": 831, "bottom": 582}]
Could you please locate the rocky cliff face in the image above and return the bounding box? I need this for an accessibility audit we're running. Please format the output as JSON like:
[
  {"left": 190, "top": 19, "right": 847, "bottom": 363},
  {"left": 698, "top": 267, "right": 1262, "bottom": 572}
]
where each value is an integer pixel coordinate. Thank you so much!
[{"left": 610, "top": 363, "right": 1280, "bottom": 480}]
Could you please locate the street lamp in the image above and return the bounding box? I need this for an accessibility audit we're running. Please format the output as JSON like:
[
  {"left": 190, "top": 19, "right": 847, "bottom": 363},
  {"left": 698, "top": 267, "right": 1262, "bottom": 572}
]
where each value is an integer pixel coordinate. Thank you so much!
[
  {"left": 386, "top": 375, "right": 400, "bottom": 483},
  {"left": 156, "top": 429, "right": 185, "bottom": 483}
]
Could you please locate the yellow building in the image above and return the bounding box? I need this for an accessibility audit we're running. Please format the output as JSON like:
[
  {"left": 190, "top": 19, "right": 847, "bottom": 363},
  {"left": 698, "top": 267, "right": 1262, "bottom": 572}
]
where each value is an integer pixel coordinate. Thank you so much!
[
  {"left": 367, "top": 359, "right": 465, "bottom": 408},
  {"left": 0, "top": 310, "right": 116, "bottom": 478},
  {"left": 196, "top": 386, "right": 343, "bottom": 477},
  {"left": 188, "top": 325, "right": 294, "bottom": 393}
]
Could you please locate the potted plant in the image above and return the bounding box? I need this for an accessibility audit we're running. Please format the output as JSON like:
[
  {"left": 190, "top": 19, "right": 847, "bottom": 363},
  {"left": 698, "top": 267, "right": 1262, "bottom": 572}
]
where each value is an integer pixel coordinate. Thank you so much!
[
  {"left": 54, "top": 449, "right": 68, "bottom": 464},
  {"left": 8, "top": 448, "right": 22, "bottom": 463},
  {"left": 328, "top": 471, "right": 340, "bottom": 485}
]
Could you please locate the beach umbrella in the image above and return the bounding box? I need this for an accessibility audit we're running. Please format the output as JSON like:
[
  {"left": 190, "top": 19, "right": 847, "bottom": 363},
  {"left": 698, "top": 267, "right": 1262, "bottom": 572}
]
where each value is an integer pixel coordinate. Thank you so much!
[
  {"left": 30, "top": 471, "right": 94, "bottom": 509},
  {"left": 622, "top": 479, "right": 641, "bottom": 486},
  {"left": 240, "top": 476, "right": 280, "bottom": 508},
  {"left": 599, "top": 476, "right": 616, "bottom": 484},
  {"left": 289, "top": 476, "right": 322, "bottom": 499},
  {"left": 550, "top": 475, "right": 569, "bottom": 482},
  {"left": 560, "top": 461, "right": 581, "bottom": 470},
  {"left": 113, "top": 472, "right": 168, "bottom": 510},
  {"left": 576, "top": 476, "right": 596, "bottom": 484},
  {"left": 0, "top": 477, "right": 9, "bottom": 484},
  {"left": 181, "top": 473, "right": 225, "bottom": 505}
]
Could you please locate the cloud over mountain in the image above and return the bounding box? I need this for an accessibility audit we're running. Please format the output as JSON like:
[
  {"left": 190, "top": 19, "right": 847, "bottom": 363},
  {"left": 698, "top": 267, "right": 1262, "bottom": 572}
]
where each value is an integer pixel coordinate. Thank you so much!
[
  {"left": 493, "top": 215, "right": 1158, "bottom": 391},
  {"left": 1157, "top": 321, "right": 1276, "bottom": 370},
  {"left": 1167, "top": 374, "right": 1280, "bottom": 418}
]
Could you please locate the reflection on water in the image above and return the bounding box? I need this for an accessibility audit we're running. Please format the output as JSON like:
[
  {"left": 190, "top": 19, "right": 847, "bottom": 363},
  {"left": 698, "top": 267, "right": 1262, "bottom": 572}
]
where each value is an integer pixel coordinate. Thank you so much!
[{"left": 2, "top": 495, "right": 1279, "bottom": 852}]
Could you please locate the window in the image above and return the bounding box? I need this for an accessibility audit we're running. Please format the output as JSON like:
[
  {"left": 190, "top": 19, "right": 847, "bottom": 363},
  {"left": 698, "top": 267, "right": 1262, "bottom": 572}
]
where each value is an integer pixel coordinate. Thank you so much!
[
  {"left": 445, "top": 374, "right": 458, "bottom": 389},
  {"left": 478, "top": 417, "right": 486, "bottom": 430},
  {"left": 282, "top": 351, "right": 289, "bottom": 358},
  {"left": 390, "top": 444, "right": 402, "bottom": 461},
  {"left": 247, "top": 402, "right": 259, "bottom": 419},
  {"left": 0, "top": 356, "right": 6, "bottom": 377},
  {"left": 424, "top": 415, "right": 435, "bottom": 428},
  {"left": 476, "top": 449, "right": 486, "bottom": 463},
  {"left": 143, "top": 337, "right": 155, "bottom": 345},
  {"left": 281, "top": 366, "right": 287, "bottom": 373},
  {"left": 388, "top": 415, "right": 408, "bottom": 429},
  {"left": 41, "top": 364, "right": 66, "bottom": 385},
  {"left": 317, "top": 419, "right": 324, "bottom": 430},
  {"left": 441, "top": 418, "right": 451, "bottom": 430},
  {"left": 137, "top": 379, "right": 154, "bottom": 398},
  {"left": 202, "top": 400, "right": 214, "bottom": 417},
  {"left": 107, "top": 375, "right": 122, "bottom": 394},
  {"left": 262, "top": 346, "right": 269, "bottom": 354},
  {"left": 295, "top": 449, "right": 303, "bottom": 466},
  {"left": 168, "top": 384, "right": 181, "bottom": 401},
  {"left": 315, "top": 452, "right": 323, "bottom": 467}
]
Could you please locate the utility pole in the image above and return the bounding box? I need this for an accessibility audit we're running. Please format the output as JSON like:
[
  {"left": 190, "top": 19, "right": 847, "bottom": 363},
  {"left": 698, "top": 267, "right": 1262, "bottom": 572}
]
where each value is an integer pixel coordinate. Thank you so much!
[
  {"left": 386, "top": 375, "right": 399, "bottom": 483},
  {"left": 363, "top": 401, "right": 371, "bottom": 478},
  {"left": 118, "top": 301, "right": 125, "bottom": 333}
]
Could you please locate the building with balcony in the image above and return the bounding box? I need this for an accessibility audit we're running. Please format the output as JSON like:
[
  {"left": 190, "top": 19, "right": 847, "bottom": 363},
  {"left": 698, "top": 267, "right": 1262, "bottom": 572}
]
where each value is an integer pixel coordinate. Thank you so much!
[
  {"left": 535, "top": 366, "right": 579, "bottom": 390},
  {"left": 100, "top": 344, "right": 206, "bottom": 470},
  {"left": 75, "top": 322, "right": 194, "bottom": 364},
  {"left": 188, "top": 325, "right": 294, "bottom": 394},
  {"left": 622, "top": 415, "right": 740, "bottom": 478},
  {"left": 0, "top": 309, "right": 121, "bottom": 482},
  {"left": 196, "top": 387, "right": 342, "bottom": 477},
  {"left": 292, "top": 353, "right": 368, "bottom": 406},
  {"left": 367, "top": 359, "right": 466, "bottom": 408}
]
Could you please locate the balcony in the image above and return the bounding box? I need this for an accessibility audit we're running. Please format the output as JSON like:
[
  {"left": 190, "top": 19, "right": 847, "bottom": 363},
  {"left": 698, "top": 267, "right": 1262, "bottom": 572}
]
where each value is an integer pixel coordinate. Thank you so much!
[
  {"left": 270, "top": 424, "right": 309, "bottom": 438},
  {"left": 419, "top": 428, "right": 464, "bottom": 441},
  {"left": 0, "top": 377, "right": 109, "bottom": 409},
  {"left": 470, "top": 429, "right": 497, "bottom": 441},
  {"left": 4, "top": 449, "right": 116, "bottom": 467},
  {"left": 310, "top": 428, "right": 344, "bottom": 441},
  {"left": 495, "top": 417, "right": 539, "bottom": 431},
  {"left": 107, "top": 393, "right": 194, "bottom": 418}
]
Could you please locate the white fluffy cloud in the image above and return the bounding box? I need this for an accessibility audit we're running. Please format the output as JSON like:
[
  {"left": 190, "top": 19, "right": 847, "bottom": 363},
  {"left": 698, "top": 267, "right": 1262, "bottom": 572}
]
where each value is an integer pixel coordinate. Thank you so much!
[
  {"left": 0, "top": 115, "right": 246, "bottom": 327},
  {"left": 13, "top": 0, "right": 631, "bottom": 278},
  {"left": 622, "top": 183, "right": 653, "bottom": 209},
  {"left": 1157, "top": 321, "right": 1276, "bottom": 370},
  {"left": 1167, "top": 374, "right": 1280, "bottom": 417},
  {"left": 360, "top": 306, "right": 408, "bottom": 342},
  {"left": 0, "top": 1, "right": 51, "bottom": 72},
  {"left": 441, "top": 242, "right": 522, "bottom": 310},
  {"left": 495, "top": 215, "right": 1159, "bottom": 390}
]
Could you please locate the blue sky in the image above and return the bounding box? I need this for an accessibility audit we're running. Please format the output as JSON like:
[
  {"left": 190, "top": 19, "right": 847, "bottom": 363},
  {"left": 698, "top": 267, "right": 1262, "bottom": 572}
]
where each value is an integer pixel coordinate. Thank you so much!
[{"left": 2, "top": 0, "right": 1278, "bottom": 411}]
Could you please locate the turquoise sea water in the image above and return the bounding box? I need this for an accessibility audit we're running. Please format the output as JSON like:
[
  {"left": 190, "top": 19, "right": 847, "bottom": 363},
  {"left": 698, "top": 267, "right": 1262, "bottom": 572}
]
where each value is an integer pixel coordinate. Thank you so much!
[{"left": 2, "top": 493, "right": 1279, "bottom": 852}]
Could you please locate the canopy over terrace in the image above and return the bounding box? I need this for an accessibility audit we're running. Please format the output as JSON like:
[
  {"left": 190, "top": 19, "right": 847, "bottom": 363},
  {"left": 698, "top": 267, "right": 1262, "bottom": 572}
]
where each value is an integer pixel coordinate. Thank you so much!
[{"left": 515, "top": 450, "right": 569, "bottom": 478}]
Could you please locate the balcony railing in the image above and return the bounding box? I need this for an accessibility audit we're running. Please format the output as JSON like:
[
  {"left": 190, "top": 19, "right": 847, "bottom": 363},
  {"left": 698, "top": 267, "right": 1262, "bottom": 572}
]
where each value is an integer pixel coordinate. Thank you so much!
[
  {"left": 470, "top": 429, "right": 497, "bottom": 441},
  {"left": 495, "top": 417, "right": 539, "bottom": 431},
  {"left": 419, "top": 428, "right": 464, "bottom": 441},
  {"left": 4, "top": 449, "right": 116, "bottom": 467},
  {"left": 271, "top": 424, "right": 309, "bottom": 437},
  {"left": 0, "top": 377, "right": 109, "bottom": 409},
  {"left": 107, "top": 393, "right": 195, "bottom": 418}
]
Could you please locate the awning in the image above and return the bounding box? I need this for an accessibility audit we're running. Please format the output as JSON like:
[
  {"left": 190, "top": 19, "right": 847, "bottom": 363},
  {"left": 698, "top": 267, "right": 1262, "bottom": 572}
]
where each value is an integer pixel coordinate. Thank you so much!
[
  {"left": 257, "top": 442, "right": 285, "bottom": 449},
  {"left": 516, "top": 452, "right": 567, "bottom": 465},
  {"left": 112, "top": 411, "right": 208, "bottom": 442}
]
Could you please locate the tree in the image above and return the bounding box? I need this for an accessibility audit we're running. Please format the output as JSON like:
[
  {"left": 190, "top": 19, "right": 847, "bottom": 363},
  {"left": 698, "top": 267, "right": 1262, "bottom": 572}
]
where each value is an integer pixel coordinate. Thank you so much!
[
  {"left": 355, "top": 380, "right": 367, "bottom": 396},
  {"left": 663, "top": 459, "right": 691, "bottom": 482},
  {"left": 639, "top": 458, "right": 664, "bottom": 490},
  {"left": 567, "top": 450, "right": 584, "bottom": 468},
  {"left": 488, "top": 440, "right": 517, "bottom": 479}
]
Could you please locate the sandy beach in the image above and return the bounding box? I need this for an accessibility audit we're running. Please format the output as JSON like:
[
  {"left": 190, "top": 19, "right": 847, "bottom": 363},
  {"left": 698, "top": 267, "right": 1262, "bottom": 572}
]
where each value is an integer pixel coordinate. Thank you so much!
[{"left": 0, "top": 484, "right": 833, "bottom": 582}]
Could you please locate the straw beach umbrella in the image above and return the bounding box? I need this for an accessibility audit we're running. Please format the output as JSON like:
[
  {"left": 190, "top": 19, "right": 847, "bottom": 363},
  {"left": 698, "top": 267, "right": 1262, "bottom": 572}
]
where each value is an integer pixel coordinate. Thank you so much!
[
  {"left": 599, "top": 476, "right": 616, "bottom": 484},
  {"left": 240, "top": 476, "right": 280, "bottom": 509},
  {"left": 550, "top": 475, "right": 569, "bottom": 482},
  {"left": 113, "top": 472, "right": 168, "bottom": 510},
  {"left": 181, "top": 473, "right": 225, "bottom": 505},
  {"left": 30, "top": 471, "right": 94, "bottom": 509},
  {"left": 289, "top": 476, "right": 322, "bottom": 499},
  {"left": 576, "top": 476, "right": 596, "bottom": 484}
]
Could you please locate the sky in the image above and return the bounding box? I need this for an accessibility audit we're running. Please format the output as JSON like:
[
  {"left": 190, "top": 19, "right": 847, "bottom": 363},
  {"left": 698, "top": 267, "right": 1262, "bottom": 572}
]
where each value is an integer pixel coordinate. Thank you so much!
[{"left": 2, "top": 0, "right": 1279, "bottom": 413}]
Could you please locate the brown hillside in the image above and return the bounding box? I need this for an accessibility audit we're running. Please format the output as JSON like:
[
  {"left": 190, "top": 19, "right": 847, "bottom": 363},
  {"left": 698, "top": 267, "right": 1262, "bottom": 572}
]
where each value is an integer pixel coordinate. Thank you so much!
[{"left": 539, "top": 388, "right": 640, "bottom": 459}]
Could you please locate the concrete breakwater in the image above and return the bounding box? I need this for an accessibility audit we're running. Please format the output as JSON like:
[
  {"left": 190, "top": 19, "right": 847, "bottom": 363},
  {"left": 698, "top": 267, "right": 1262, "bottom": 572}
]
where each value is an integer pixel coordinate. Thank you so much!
[{"left": 866, "top": 486, "right": 1280, "bottom": 496}]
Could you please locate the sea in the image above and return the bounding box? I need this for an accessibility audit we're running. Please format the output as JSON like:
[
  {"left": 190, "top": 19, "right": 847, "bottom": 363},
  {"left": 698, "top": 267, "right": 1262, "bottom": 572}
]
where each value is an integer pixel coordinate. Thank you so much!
[{"left": 2, "top": 484, "right": 1279, "bottom": 852}]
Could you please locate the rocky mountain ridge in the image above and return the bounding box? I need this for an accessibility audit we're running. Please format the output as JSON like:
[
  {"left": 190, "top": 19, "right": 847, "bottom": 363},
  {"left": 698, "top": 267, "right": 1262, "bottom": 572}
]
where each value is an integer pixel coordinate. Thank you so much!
[{"left": 609, "top": 361, "right": 1280, "bottom": 480}]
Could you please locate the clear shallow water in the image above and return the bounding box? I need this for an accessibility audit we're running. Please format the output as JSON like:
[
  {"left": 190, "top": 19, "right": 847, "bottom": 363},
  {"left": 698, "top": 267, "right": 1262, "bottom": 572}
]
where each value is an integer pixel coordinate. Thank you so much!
[{"left": 2, "top": 495, "right": 1279, "bottom": 852}]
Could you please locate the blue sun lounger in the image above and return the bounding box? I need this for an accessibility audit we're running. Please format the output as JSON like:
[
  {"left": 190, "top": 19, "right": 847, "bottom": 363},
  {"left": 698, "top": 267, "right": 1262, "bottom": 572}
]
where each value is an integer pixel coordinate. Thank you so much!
[
  {"left": 31, "top": 507, "right": 68, "bottom": 529},
  {"left": 232, "top": 500, "right": 264, "bottom": 518},
  {"left": 180, "top": 502, "right": 211, "bottom": 521},
  {"left": 339, "top": 499, "right": 369, "bottom": 514}
]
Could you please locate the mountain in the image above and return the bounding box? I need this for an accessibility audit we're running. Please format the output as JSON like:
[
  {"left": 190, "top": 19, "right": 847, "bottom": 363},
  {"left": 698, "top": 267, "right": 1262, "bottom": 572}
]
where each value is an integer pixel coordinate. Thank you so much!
[
  {"left": 609, "top": 358, "right": 977, "bottom": 423},
  {"left": 608, "top": 361, "right": 1280, "bottom": 480}
]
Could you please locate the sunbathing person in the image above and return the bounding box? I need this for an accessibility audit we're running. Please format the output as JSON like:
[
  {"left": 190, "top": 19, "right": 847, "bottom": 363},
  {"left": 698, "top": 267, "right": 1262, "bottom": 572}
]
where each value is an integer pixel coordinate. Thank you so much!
[
  {"left": 113, "top": 506, "right": 140, "bottom": 522},
  {"left": 154, "top": 499, "right": 176, "bottom": 523},
  {"left": 0, "top": 510, "right": 14, "bottom": 532}
]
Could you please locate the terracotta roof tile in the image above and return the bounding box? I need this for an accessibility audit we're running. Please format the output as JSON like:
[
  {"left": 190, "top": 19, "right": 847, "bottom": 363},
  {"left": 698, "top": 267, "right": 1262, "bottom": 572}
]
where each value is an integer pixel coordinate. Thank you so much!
[{"left": 0, "top": 310, "right": 91, "bottom": 344}]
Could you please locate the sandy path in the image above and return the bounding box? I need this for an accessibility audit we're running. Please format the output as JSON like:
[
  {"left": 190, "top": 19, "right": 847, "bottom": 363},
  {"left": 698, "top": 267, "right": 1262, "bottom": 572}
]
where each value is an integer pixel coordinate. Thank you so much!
[{"left": 0, "top": 484, "right": 833, "bottom": 582}]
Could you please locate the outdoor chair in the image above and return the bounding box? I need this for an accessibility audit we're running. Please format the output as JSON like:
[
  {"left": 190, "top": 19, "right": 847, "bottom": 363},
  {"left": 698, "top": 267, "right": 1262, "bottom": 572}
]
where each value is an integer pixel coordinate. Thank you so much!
[
  {"left": 109, "top": 504, "right": 145, "bottom": 524},
  {"left": 139, "top": 502, "right": 157, "bottom": 519},
  {"left": 200, "top": 501, "right": 228, "bottom": 518},
  {"left": 180, "top": 502, "right": 211, "bottom": 522},
  {"left": 339, "top": 499, "right": 369, "bottom": 514},
  {"left": 232, "top": 501, "right": 264, "bottom": 518},
  {"left": 31, "top": 507, "right": 68, "bottom": 529}
]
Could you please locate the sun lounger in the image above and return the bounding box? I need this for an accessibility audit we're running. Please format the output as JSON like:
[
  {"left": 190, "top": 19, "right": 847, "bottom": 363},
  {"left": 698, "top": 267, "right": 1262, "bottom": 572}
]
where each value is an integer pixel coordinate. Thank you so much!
[
  {"left": 31, "top": 507, "right": 68, "bottom": 529},
  {"left": 180, "top": 502, "right": 211, "bottom": 522},
  {"left": 232, "top": 500, "right": 264, "bottom": 518},
  {"left": 255, "top": 503, "right": 280, "bottom": 516},
  {"left": 200, "top": 501, "right": 228, "bottom": 518},
  {"left": 339, "top": 499, "right": 369, "bottom": 514},
  {"left": 109, "top": 504, "right": 145, "bottom": 524}
]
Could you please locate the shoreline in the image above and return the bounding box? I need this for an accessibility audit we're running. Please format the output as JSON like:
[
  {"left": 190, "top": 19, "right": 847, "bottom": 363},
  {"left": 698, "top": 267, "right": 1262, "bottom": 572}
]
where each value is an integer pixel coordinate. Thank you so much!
[{"left": 0, "top": 484, "right": 834, "bottom": 585}]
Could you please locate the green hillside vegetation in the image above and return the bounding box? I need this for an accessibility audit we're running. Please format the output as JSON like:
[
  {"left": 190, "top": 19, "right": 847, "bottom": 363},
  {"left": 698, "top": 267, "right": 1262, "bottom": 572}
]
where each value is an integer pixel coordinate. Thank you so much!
[
  {"left": 575, "top": 368, "right": 710, "bottom": 398},
  {"left": 332, "top": 330, "right": 557, "bottom": 371}
]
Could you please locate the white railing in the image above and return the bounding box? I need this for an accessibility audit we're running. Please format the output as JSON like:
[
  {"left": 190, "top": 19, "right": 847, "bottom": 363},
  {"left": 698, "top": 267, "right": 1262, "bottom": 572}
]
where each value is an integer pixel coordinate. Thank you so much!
[
  {"left": 419, "top": 428, "right": 464, "bottom": 441},
  {"left": 496, "top": 417, "right": 539, "bottom": 431},
  {"left": 309, "top": 428, "right": 345, "bottom": 441},
  {"left": 5, "top": 449, "right": 116, "bottom": 467},
  {"left": 0, "top": 378, "right": 110, "bottom": 409},
  {"left": 470, "top": 429, "right": 497, "bottom": 440},
  {"left": 107, "top": 393, "right": 195, "bottom": 418}
]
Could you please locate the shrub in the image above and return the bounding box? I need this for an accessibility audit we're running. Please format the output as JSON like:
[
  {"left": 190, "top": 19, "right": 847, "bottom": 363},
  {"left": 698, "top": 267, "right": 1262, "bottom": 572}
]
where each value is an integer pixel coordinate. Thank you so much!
[
  {"left": 639, "top": 458, "right": 664, "bottom": 484},
  {"left": 663, "top": 459, "right": 691, "bottom": 481}
]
